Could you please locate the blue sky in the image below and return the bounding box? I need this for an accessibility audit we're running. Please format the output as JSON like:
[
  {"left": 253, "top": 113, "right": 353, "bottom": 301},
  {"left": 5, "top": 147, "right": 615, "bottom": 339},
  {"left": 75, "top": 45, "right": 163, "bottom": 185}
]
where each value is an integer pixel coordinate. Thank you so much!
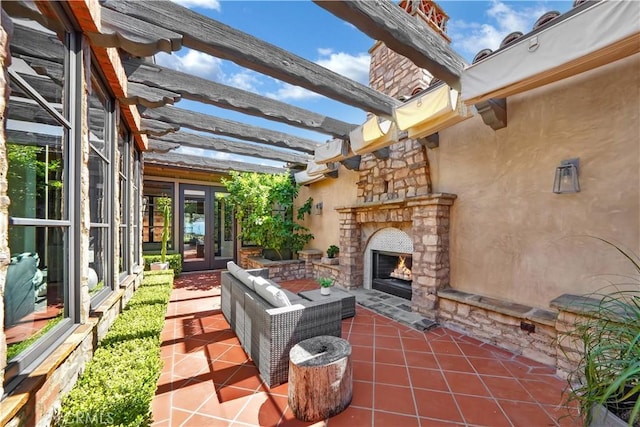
[{"left": 156, "top": 0, "right": 574, "bottom": 165}]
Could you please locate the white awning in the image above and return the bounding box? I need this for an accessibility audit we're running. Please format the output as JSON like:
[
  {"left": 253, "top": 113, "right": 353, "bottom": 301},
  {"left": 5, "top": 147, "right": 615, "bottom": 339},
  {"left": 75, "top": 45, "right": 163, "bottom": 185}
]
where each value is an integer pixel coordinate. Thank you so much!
[
  {"left": 294, "top": 169, "right": 326, "bottom": 185},
  {"left": 462, "top": 1, "right": 640, "bottom": 105},
  {"left": 349, "top": 115, "right": 398, "bottom": 155},
  {"left": 393, "top": 84, "right": 471, "bottom": 139},
  {"left": 306, "top": 160, "right": 337, "bottom": 177},
  {"left": 313, "top": 139, "right": 352, "bottom": 164}
]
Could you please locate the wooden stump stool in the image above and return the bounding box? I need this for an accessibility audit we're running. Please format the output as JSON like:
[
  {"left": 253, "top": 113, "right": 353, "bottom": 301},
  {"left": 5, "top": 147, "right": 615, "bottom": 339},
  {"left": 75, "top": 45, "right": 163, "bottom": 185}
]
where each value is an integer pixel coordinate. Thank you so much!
[{"left": 288, "top": 335, "right": 353, "bottom": 422}]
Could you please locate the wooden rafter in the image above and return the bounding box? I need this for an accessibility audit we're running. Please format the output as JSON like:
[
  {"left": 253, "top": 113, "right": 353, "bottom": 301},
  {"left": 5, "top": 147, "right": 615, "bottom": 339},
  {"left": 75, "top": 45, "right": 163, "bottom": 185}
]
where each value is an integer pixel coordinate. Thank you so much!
[
  {"left": 153, "top": 131, "right": 310, "bottom": 165},
  {"left": 314, "top": 0, "right": 467, "bottom": 90},
  {"left": 102, "top": 0, "right": 400, "bottom": 117},
  {"left": 144, "top": 151, "right": 286, "bottom": 175},
  {"left": 142, "top": 105, "right": 320, "bottom": 153},
  {"left": 124, "top": 58, "right": 358, "bottom": 138}
]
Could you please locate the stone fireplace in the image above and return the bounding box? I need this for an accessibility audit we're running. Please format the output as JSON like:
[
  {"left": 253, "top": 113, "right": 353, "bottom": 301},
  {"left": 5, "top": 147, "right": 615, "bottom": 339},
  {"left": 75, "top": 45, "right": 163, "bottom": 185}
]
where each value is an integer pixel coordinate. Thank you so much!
[{"left": 336, "top": 194, "right": 455, "bottom": 318}]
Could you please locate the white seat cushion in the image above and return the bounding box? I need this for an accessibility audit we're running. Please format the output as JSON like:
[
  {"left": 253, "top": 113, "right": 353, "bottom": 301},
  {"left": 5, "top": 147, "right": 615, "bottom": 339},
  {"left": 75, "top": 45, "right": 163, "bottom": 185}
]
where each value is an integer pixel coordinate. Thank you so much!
[{"left": 226, "top": 261, "right": 256, "bottom": 290}]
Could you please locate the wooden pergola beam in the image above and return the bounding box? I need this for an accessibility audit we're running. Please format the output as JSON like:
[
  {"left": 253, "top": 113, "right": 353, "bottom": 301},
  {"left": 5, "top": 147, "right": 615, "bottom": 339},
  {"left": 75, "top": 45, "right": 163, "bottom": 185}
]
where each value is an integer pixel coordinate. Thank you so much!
[
  {"left": 144, "top": 151, "right": 286, "bottom": 175},
  {"left": 102, "top": 0, "right": 400, "bottom": 117},
  {"left": 87, "top": 7, "right": 183, "bottom": 57},
  {"left": 142, "top": 105, "right": 320, "bottom": 153},
  {"left": 153, "top": 131, "right": 310, "bottom": 165},
  {"left": 313, "top": 0, "right": 467, "bottom": 90},
  {"left": 124, "top": 58, "right": 358, "bottom": 139}
]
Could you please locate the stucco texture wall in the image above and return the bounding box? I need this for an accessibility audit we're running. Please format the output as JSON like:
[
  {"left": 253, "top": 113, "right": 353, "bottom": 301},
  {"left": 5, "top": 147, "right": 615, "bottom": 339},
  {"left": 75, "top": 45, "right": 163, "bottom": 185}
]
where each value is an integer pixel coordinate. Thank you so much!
[
  {"left": 429, "top": 53, "right": 640, "bottom": 308},
  {"left": 297, "top": 165, "right": 360, "bottom": 255}
]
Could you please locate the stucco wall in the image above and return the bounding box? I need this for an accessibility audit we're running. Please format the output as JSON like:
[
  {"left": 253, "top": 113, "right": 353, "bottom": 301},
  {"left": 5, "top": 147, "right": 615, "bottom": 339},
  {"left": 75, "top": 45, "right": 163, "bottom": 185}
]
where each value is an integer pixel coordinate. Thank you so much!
[
  {"left": 297, "top": 165, "right": 360, "bottom": 255},
  {"left": 429, "top": 53, "right": 640, "bottom": 308}
]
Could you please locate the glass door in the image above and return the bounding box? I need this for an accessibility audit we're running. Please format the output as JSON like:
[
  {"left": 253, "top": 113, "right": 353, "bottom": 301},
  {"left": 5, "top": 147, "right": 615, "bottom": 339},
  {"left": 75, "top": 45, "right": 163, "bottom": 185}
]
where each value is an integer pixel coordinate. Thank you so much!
[{"left": 179, "top": 185, "right": 234, "bottom": 271}]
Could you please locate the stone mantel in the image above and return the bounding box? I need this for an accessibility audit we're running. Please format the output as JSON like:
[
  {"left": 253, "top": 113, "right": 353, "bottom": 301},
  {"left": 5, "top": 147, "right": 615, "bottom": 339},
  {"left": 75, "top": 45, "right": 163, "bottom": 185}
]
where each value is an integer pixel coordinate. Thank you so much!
[
  {"left": 336, "top": 192, "right": 457, "bottom": 318},
  {"left": 336, "top": 193, "right": 457, "bottom": 214}
]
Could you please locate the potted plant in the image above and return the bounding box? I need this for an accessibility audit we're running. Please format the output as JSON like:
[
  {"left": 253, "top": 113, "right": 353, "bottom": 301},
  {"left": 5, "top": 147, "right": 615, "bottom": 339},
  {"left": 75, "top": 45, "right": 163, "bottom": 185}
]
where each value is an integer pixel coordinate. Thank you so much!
[
  {"left": 565, "top": 242, "right": 639, "bottom": 426},
  {"left": 317, "top": 277, "right": 334, "bottom": 296},
  {"left": 322, "top": 245, "right": 340, "bottom": 265},
  {"left": 151, "top": 196, "right": 171, "bottom": 271}
]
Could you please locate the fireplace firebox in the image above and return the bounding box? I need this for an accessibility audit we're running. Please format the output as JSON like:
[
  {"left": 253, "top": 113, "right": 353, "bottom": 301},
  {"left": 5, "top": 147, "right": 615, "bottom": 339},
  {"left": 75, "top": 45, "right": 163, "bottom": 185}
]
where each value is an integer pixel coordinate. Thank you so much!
[{"left": 371, "top": 250, "right": 412, "bottom": 300}]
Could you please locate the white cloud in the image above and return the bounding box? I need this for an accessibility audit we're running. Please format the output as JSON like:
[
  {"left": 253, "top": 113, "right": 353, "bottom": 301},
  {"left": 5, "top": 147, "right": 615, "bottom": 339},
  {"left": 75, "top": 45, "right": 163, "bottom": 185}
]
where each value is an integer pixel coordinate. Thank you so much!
[
  {"left": 265, "top": 84, "right": 321, "bottom": 101},
  {"left": 316, "top": 50, "right": 370, "bottom": 85},
  {"left": 155, "top": 49, "right": 224, "bottom": 81},
  {"left": 169, "top": 0, "right": 221, "bottom": 11},
  {"left": 449, "top": 0, "right": 548, "bottom": 59},
  {"left": 265, "top": 49, "right": 369, "bottom": 101},
  {"left": 226, "top": 70, "right": 262, "bottom": 92}
]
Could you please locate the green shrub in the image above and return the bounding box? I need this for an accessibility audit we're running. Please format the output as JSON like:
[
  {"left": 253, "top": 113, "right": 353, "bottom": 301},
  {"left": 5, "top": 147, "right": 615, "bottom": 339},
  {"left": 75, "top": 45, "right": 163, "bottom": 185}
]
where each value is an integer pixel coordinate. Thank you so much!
[
  {"left": 57, "top": 271, "right": 173, "bottom": 427},
  {"left": 143, "top": 253, "right": 182, "bottom": 277}
]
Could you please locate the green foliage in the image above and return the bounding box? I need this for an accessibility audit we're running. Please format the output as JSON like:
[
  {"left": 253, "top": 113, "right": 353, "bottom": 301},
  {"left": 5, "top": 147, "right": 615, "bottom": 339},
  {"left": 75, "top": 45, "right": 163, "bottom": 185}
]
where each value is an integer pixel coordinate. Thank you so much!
[
  {"left": 222, "top": 172, "right": 313, "bottom": 260},
  {"left": 143, "top": 253, "right": 182, "bottom": 277},
  {"left": 155, "top": 197, "right": 172, "bottom": 264},
  {"left": 566, "top": 240, "right": 640, "bottom": 426},
  {"left": 57, "top": 271, "right": 173, "bottom": 427},
  {"left": 327, "top": 245, "right": 340, "bottom": 258},
  {"left": 317, "top": 277, "right": 334, "bottom": 288}
]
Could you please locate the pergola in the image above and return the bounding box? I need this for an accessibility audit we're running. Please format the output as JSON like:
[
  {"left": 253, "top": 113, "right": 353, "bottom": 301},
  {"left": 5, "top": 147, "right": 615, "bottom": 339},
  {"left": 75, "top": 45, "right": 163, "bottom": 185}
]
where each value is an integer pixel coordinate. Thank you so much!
[{"left": 6, "top": 0, "right": 638, "bottom": 178}]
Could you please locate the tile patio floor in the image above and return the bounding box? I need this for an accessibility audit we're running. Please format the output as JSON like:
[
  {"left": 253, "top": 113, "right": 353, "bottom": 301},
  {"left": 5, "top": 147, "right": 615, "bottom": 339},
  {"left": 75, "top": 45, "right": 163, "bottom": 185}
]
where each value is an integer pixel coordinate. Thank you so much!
[{"left": 152, "top": 271, "right": 581, "bottom": 427}]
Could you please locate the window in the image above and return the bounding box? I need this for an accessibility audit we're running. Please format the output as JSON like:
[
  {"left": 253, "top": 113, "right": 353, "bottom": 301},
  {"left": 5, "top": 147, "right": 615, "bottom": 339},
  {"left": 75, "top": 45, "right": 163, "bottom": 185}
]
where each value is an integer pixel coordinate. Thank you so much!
[
  {"left": 118, "top": 126, "right": 129, "bottom": 280},
  {"left": 132, "top": 151, "right": 142, "bottom": 269},
  {"left": 4, "top": 10, "right": 80, "bottom": 383},
  {"left": 88, "top": 74, "right": 113, "bottom": 302},
  {"left": 142, "top": 181, "right": 174, "bottom": 253}
]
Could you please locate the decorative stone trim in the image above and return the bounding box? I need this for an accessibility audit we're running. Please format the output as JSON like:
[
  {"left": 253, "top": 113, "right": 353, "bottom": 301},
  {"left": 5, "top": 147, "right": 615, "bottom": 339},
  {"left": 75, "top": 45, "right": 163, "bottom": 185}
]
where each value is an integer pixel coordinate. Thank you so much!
[{"left": 238, "top": 247, "right": 263, "bottom": 269}]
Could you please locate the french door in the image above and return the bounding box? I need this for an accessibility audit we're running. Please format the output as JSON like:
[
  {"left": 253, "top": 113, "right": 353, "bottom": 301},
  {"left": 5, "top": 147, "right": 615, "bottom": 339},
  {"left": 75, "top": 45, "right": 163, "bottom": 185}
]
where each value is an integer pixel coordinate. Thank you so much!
[{"left": 179, "top": 184, "right": 235, "bottom": 271}]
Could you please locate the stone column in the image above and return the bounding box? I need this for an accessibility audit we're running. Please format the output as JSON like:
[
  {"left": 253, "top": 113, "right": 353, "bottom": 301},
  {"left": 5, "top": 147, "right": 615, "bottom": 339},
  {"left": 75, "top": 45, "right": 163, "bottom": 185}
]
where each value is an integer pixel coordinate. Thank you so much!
[
  {"left": 0, "top": 10, "right": 13, "bottom": 397},
  {"left": 336, "top": 208, "right": 362, "bottom": 290},
  {"left": 409, "top": 194, "right": 456, "bottom": 318},
  {"left": 238, "top": 247, "right": 262, "bottom": 269},
  {"left": 298, "top": 249, "right": 322, "bottom": 279}
]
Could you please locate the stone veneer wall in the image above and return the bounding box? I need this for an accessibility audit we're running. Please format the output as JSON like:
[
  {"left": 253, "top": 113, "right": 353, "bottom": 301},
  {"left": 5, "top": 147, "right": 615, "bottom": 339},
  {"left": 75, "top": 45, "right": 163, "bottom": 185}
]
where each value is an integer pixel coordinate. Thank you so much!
[
  {"left": 312, "top": 263, "right": 341, "bottom": 287},
  {"left": 244, "top": 258, "right": 307, "bottom": 282},
  {"left": 238, "top": 247, "right": 263, "bottom": 269}
]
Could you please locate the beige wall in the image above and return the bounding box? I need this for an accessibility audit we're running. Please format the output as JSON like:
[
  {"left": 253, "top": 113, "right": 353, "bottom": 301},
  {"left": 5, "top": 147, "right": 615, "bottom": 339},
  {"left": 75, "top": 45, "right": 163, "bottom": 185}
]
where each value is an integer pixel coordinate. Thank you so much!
[
  {"left": 429, "top": 53, "right": 640, "bottom": 308},
  {"left": 297, "top": 165, "right": 360, "bottom": 255}
]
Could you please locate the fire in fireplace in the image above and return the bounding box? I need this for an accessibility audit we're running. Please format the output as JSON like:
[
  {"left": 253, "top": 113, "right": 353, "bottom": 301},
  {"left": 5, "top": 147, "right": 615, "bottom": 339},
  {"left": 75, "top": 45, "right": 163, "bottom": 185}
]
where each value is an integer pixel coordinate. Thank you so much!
[{"left": 371, "top": 250, "right": 412, "bottom": 300}]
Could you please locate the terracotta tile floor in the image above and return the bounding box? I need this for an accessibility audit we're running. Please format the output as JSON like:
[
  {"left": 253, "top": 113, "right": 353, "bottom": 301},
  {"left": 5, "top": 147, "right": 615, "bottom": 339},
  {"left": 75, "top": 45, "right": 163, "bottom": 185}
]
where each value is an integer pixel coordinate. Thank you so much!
[{"left": 152, "top": 271, "right": 581, "bottom": 427}]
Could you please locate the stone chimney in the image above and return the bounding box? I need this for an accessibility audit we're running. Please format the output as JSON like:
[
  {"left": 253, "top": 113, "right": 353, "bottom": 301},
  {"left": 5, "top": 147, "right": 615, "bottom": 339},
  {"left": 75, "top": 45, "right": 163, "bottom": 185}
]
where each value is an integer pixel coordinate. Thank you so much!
[{"left": 369, "top": 0, "right": 451, "bottom": 99}]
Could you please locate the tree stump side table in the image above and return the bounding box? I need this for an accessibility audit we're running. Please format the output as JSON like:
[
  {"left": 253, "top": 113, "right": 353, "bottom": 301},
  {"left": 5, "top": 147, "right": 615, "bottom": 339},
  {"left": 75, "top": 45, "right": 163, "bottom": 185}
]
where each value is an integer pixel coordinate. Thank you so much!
[{"left": 288, "top": 335, "right": 353, "bottom": 422}]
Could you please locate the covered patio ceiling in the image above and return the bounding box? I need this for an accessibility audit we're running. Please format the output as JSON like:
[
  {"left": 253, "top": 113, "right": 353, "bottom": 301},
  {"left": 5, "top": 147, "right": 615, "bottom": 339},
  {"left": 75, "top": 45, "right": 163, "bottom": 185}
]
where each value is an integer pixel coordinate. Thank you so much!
[{"left": 7, "top": 0, "right": 639, "bottom": 178}]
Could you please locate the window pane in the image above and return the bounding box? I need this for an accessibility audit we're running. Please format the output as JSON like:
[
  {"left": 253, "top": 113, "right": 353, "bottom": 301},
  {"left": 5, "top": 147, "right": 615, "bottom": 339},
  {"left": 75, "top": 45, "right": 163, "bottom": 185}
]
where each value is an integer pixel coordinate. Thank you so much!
[
  {"left": 7, "top": 75, "right": 65, "bottom": 221},
  {"left": 89, "top": 81, "right": 108, "bottom": 157},
  {"left": 143, "top": 181, "right": 173, "bottom": 251},
  {"left": 89, "top": 148, "right": 108, "bottom": 224},
  {"left": 5, "top": 226, "right": 66, "bottom": 361},
  {"left": 89, "top": 227, "right": 108, "bottom": 296}
]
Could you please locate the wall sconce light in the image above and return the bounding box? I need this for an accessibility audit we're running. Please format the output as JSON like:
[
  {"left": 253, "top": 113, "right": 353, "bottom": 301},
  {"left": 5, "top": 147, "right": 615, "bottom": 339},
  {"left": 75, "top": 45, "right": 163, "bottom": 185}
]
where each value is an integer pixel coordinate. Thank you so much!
[
  {"left": 553, "top": 158, "right": 580, "bottom": 194},
  {"left": 313, "top": 202, "right": 323, "bottom": 215}
]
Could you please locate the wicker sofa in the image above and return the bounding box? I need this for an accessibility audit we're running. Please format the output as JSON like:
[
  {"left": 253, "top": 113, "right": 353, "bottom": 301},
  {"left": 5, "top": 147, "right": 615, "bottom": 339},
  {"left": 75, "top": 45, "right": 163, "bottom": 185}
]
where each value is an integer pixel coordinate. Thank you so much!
[{"left": 221, "top": 262, "right": 342, "bottom": 388}]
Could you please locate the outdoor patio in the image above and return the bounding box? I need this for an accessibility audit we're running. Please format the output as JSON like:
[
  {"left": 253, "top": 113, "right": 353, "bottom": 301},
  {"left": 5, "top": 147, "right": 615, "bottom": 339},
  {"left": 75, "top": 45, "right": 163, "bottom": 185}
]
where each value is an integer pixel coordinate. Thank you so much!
[{"left": 151, "top": 271, "right": 581, "bottom": 426}]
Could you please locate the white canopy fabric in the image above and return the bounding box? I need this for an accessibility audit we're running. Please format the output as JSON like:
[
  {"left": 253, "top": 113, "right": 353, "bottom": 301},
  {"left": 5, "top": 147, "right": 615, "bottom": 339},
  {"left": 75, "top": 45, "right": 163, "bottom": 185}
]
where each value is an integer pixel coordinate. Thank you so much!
[
  {"left": 294, "top": 169, "right": 326, "bottom": 185},
  {"left": 394, "top": 84, "right": 471, "bottom": 139},
  {"left": 313, "top": 139, "right": 352, "bottom": 164},
  {"left": 349, "top": 115, "right": 398, "bottom": 155},
  {"left": 306, "top": 160, "right": 337, "bottom": 176},
  {"left": 462, "top": 0, "right": 640, "bottom": 105}
]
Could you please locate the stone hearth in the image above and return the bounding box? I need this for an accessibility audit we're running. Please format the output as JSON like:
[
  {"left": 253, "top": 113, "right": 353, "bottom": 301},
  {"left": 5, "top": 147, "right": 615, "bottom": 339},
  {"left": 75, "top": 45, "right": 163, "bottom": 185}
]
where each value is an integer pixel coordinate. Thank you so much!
[{"left": 336, "top": 194, "right": 455, "bottom": 318}]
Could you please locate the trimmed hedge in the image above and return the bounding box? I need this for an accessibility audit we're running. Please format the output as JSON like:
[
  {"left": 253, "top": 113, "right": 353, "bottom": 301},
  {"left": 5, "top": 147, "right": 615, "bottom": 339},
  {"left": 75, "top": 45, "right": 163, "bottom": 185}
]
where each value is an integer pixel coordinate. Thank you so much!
[
  {"left": 143, "top": 253, "right": 182, "bottom": 277},
  {"left": 57, "top": 271, "right": 173, "bottom": 427}
]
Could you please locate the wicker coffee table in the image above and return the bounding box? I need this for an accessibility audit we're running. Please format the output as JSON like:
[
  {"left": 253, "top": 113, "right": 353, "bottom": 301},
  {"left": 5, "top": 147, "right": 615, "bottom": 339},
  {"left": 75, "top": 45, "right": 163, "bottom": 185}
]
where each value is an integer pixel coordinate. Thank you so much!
[{"left": 298, "top": 288, "right": 356, "bottom": 319}]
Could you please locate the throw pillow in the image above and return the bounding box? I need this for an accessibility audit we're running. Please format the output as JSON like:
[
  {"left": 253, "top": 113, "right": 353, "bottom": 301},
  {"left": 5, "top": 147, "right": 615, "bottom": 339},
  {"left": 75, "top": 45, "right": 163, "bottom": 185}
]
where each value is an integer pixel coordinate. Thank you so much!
[
  {"left": 226, "top": 261, "right": 256, "bottom": 290},
  {"left": 253, "top": 276, "right": 291, "bottom": 308}
]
